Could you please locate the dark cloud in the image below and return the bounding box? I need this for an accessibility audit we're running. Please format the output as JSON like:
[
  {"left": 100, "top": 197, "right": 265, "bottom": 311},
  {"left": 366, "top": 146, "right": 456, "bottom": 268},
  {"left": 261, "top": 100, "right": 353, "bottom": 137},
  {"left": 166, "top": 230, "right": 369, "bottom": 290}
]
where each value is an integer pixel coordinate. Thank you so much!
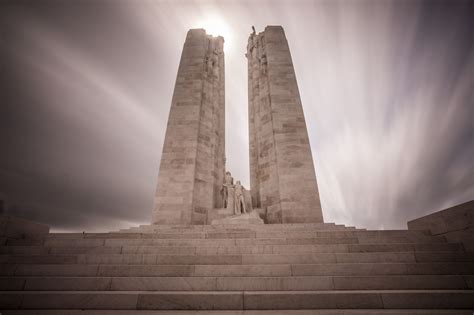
[{"left": 0, "top": 0, "right": 472, "bottom": 231}]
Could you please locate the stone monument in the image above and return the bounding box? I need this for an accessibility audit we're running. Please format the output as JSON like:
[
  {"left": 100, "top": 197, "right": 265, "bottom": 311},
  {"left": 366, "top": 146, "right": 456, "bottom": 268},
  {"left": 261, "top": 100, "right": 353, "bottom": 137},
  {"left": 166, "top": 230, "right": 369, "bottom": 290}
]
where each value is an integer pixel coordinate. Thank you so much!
[
  {"left": 152, "top": 29, "right": 225, "bottom": 225},
  {"left": 247, "top": 26, "right": 324, "bottom": 224},
  {"left": 153, "top": 26, "right": 324, "bottom": 225},
  {"left": 0, "top": 26, "right": 472, "bottom": 313},
  {"left": 221, "top": 171, "right": 234, "bottom": 210}
]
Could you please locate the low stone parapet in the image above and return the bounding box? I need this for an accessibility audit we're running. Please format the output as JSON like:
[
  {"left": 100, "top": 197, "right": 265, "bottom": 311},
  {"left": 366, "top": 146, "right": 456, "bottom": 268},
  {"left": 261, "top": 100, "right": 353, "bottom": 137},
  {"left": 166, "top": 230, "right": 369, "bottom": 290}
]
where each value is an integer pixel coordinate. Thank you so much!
[
  {"left": 407, "top": 200, "right": 473, "bottom": 251},
  {"left": 0, "top": 215, "right": 50, "bottom": 241}
]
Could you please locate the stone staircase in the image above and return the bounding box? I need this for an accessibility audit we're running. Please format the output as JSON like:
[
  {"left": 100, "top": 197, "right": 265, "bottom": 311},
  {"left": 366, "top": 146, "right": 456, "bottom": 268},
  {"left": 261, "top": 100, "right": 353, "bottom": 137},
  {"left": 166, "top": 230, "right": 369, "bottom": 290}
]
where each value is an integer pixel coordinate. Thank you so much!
[{"left": 0, "top": 222, "right": 473, "bottom": 314}]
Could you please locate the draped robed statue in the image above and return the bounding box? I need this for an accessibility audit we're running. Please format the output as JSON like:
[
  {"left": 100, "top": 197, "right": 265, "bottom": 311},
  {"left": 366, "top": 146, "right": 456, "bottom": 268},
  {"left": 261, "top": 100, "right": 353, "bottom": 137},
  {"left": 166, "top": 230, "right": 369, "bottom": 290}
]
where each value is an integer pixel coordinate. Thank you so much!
[{"left": 234, "top": 180, "right": 247, "bottom": 215}]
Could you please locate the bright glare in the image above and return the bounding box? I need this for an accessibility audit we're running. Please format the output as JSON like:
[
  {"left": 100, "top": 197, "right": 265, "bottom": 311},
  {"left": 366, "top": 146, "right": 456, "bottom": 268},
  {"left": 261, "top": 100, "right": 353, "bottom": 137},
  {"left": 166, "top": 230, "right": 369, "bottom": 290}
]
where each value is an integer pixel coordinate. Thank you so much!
[{"left": 193, "top": 14, "right": 232, "bottom": 50}]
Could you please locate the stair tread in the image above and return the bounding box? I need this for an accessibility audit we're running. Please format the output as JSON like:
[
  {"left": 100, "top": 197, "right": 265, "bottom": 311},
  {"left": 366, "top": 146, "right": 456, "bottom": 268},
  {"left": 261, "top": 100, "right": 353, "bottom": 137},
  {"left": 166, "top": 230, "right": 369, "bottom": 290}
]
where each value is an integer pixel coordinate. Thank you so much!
[
  {"left": 1, "top": 309, "right": 473, "bottom": 315},
  {"left": 2, "top": 289, "right": 473, "bottom": 293}
]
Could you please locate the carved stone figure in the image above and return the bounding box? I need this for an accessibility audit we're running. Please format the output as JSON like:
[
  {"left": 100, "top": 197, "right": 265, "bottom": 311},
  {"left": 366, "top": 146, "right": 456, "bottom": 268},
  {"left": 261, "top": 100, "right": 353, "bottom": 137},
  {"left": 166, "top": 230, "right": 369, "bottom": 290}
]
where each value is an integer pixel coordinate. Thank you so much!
[
  {"left": 243, "top": 189, "right": 253, "bottom": 213},
  {"left": 212, "top": 49, "right": 220, "bottom": 77},
  {"left": 222, "top": 171, "right": 234, "bottom": 208},
  {"left": 234, "top": 181, "right": 247, "bottom": 215}
]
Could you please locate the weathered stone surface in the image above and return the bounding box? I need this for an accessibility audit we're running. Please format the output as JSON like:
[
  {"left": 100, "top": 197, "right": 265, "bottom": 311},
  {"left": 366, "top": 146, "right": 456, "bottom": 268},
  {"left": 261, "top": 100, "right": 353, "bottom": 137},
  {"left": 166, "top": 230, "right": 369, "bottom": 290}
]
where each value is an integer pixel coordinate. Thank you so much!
[
  {"left": 153, "top": 29, "right": 225, "bottom": 225},
  {"left": 247, "top": 26, "right": 323, "bottom": 224}
]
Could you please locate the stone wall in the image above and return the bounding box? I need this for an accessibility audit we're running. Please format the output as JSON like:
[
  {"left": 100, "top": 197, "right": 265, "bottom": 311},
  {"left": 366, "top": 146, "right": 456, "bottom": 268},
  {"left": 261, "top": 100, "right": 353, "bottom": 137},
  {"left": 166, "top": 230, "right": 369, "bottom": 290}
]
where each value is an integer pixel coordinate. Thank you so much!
[
  {"left": 0, "top": 215, "right": 50, "bottom": 239},
  {"left": 408, "top": 200, "right": 474, "bottom": 251},
  {"left": 247, "top": 26, "right": 323, "bottom": 223},
  {"left": 153, "top": 29, "right": 225, "bottom": 225}
]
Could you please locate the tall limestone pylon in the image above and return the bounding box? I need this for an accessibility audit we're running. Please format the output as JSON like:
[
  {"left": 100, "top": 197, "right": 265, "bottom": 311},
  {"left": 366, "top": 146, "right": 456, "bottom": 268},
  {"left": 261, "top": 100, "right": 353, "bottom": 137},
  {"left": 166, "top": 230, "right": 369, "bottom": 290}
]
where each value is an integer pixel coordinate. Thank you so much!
[
  {"left": 247, "top": 26, "right": 324, "bottom": 223},
  {"left": 152, "top": 29, "right": 225, "bottom": 225}
]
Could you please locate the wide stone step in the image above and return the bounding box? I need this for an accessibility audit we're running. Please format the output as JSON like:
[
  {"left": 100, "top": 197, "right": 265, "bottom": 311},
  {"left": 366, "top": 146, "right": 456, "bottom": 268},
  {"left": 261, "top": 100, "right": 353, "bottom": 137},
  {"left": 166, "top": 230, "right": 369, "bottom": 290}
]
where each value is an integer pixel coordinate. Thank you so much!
[
  {"left": 47, "top": 230, "right": 432, "bottom": 241},
  {"left": 1, "top": 290, "right": 473, "bottom": 309},
  {"left": 291, "top": 262, "right": 474, "bottom": 276},
  {"left": 119, "top": 222, "right": 354, "bottom": 232},
  {"left": 39, "top": 235, "right": 447, "bottom": 248},
  {"left": 127, "top": 243, "right": 461, "bottom": 255},
  {"left": 123, "top": 226, "right": 365, "bottom": 233},
  {"left": 154, "top": 243, "right": 462, "bottom": 255},
  {"left": 124, "top": 225, "right": 360, "bottom": 231},
  {"left": 1, "top": 275, "right": 472, "bottom": 291},
  {"left": 5, "top": 262, "right": 474, "bottom": 277},
  {"left": 2, "top": 242, "right": 459, "bottom": 256},
  {"left": 2, "top": 251, "right": 473, "bottom": 265},
  {"left": 241, "top": 252, "right": 474, "bottom": 264},
  {"left": 1, "top": 310, "right": 472, "bottom": 315}
]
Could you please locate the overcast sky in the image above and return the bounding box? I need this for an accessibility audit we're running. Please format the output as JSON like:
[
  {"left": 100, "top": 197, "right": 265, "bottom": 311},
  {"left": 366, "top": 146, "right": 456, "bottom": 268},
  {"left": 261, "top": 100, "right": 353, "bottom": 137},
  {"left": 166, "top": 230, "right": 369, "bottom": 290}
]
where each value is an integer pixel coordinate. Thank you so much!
[{"left": 1, "top": 0, "right": 472, "bottom": 232}]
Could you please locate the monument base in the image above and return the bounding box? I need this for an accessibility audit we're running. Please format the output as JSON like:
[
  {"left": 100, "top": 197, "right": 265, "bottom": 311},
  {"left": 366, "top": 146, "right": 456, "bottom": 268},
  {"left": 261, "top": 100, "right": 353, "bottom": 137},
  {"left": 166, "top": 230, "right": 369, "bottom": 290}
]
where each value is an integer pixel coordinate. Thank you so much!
[{"left": 211, "top": 211, "right": 264, "bottom": 225}]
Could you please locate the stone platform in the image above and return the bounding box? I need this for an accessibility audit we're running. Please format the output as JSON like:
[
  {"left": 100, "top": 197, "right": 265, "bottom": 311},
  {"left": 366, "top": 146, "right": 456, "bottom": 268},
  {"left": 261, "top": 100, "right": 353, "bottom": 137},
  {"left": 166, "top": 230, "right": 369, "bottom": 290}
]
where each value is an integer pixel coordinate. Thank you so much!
[
  {"left": 210, "top": 211, "right": 264, "bottom": 225},
  {"left": 0, "top": 219, "right": 473, "bottom": 313}
]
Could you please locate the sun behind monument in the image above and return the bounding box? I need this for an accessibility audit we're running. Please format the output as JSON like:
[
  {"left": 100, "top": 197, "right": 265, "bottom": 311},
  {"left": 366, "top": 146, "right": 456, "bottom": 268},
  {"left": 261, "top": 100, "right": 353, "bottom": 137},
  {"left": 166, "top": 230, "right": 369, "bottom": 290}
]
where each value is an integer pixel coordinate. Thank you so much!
[{"left": 193, "top": 14, "right": 232, "bottom": 49}]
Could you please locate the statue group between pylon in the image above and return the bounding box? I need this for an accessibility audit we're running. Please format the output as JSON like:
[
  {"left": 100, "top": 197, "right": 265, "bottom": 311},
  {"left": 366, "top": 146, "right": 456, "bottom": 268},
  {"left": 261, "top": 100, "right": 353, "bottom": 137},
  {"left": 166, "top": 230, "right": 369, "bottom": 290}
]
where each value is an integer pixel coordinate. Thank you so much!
[{"left": 221, "top": 171, "right": 253, "bottom": 215}]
